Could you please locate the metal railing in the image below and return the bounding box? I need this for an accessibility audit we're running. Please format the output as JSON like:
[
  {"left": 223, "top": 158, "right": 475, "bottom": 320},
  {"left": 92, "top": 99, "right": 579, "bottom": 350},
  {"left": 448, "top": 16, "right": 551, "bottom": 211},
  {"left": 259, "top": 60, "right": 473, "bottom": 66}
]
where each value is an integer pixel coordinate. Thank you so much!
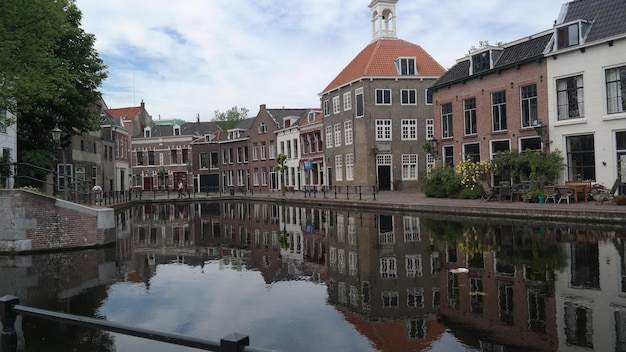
[
  {"left": 0, "top": 295, "right": 274, "bottom": 352},
  {"left": 303, "top": 185, "right": 378, "bottom": 200}
]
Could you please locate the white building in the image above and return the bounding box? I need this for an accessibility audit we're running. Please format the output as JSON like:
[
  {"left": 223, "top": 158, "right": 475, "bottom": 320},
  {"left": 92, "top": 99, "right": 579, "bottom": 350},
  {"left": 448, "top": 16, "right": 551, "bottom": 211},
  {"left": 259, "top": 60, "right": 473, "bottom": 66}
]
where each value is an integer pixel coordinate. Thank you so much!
[
  {"left": 546, "top": 0, "right": 626, "bottom": 192},
  {"left": 0, "top": 109, "right": 17, "bottom": 189},
  {"left": 275, "top": 114, "right": 305, "bottom": 191}
]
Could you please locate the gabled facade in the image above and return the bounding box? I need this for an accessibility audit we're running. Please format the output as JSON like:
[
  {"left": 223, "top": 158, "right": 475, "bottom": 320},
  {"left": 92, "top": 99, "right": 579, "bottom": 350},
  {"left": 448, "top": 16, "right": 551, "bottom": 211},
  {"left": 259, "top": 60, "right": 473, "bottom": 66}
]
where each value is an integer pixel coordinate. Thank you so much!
[
  {"left": 131, "top": 118, "right": 220, "bottom": 191},
  {"left": 545, "top": 0, "right": 626, "bottom": 191},
  {"left": 107, "top": 100, "right": 154, "bottom": 139},
  {"left": 275, "top": 110, "right": 311, "bottom": 191},
  {"left": 319, "top": 0, "right": 445, "bottom": 191},
  {"left": 430, "top": 32, "right": 552, "bottom": 184},
  {"left": 299, "top": 109, "right": 325, "bottom": 190},
  {"left": 216, "top": 118, "right": 254, "bottom": 192}
]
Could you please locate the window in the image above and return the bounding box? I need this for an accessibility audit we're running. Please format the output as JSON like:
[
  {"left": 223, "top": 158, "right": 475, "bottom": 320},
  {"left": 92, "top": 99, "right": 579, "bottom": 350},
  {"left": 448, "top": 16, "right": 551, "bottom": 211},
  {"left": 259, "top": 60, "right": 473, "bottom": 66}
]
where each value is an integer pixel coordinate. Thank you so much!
[
  {"left": 171, "top": 149, "right": 178, "bottom": 164},
  {"left": 401, "top": 89, "right": 417, "bottom": 105},
  {"left": 402, "top": 154, "right": 418, "bottom": 180},
  {"left": 464, "top": 143, "right": 480, "bottom": 163},
  {"left": 426, "top": 119, "right": 434, "bottom": 140},
  {"left": 472, "top": 51, "right": 490, "bottom": 74},
  {"left": 380, "top": 257, "right": 397, "bottom": 278},
  {"left": 260, "top": 142, "right": 267, "bottom": 160},
  {"left": 557, "top": 75, "right": 584, "bottom": 120},
  {"left": 464, "top": 97, "right": 477, "bottom": 135},
  {"left": 253, "top": 168, "right": 259, "bottom": 186},
  {"left": 343, "top": 92, "right": 352, "bottom": 111},
  {"left": 443, "top": 145, "right": 454, "bottom": 167},
  {"left": 335, "top": 155, "right": 343, "bottom": 181},
  {"left": 237, "top": 147, "right": 243, "bottom": 163},
  {"left": 376, "top": 119, "right": 392, "bottom": 140},
  {"left": 210, "top": 152, "right": 219, "bottom": 169},
  {"left": 258, "top": 123, "right": 267, "bottom": 133},
  {"left": 396, "top": 57, "right": 416, "bottom": 75},
  {"left": 401, "top": 119, "right": 417, "bottom": 140},
  {"left": 325, "top": 126, "right": 333, "bottom": 148},
  {"left": 344, "top": 120, "right": 353, "bottom": 145},
  {"left": 557, "top": 23, "right": 580, "bottom": 49},
  {"left": 425, "top": 89, "right": 433, "bottom": 105},
  {"left": 405, "top": 255, "right": 423, "bottom": 278},
  {"left": 606, "top": 66, "right": 626, "bottom": 114},
  {"left": 334, "top": 123, "right": 342, "bottom": 147},
  {"left": 346, "top": 153, "right": 354, "bottom": 181},
  {"left": 261, "top": 167, "right": 267, "bottom": 185},
  {"left": 492, "top": 91, "right": 507, "bottom": 131},
  {"left": 252, "top": 143, "right": 258, "bottom": 160},
  {"left": 521, "top": 84, "right": 538, "bottom": 127},
  {"left": 441, "top": 103, "right": 453, "bottom": 138},
  {"left": 566, "top": 134, "right": 595, "bottom": 180},
  {"left": 332, "top": 96, "right": 340, "bottom": 114},
  {"left": 182, "top": 149, "right": 189, "bottom": 163},
  {"left": 323, "top": 99, "right": 330, "bottom": 116},
  {"left": 200, "top": 153, "right": 208, "bottom": 169},
  {"left": 355, "top": 88, "right": 364, "bottom": 118},
  {"left": 148, "top": 150, "right": 155, "bottom": 165},
  {"left": 269, "top": 141, "right": 275, "bottom": 159},
  {"left": 136, "top": 150, "right": 144, "bottom": 165},
  {"left": 375, "top": 89, "right": 391, "bottom": 105}
]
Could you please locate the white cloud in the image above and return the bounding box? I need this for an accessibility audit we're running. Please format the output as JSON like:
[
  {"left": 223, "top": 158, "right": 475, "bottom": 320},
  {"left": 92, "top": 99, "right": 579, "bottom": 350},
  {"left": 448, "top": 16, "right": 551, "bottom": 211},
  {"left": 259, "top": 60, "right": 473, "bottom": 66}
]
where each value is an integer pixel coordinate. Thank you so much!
[{"left": 76, "top": 0, "right": 565, "bottom": 120}]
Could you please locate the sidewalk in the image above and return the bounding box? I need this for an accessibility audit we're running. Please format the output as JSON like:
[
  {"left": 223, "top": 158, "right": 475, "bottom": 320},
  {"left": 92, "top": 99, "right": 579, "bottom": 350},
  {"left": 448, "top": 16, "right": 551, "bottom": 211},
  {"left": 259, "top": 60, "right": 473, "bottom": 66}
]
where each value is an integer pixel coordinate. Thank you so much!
[{"left": 129, "top": 188, "right": 626, "bottom": 226}]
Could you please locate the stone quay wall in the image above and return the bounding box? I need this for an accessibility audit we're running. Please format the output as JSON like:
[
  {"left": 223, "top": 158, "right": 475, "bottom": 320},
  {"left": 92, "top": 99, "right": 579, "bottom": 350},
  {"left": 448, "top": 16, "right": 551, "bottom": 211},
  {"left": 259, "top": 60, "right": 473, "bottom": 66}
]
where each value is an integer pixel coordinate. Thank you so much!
[{"left": 0, "top": 189, "right": 115, "bottom": 253}]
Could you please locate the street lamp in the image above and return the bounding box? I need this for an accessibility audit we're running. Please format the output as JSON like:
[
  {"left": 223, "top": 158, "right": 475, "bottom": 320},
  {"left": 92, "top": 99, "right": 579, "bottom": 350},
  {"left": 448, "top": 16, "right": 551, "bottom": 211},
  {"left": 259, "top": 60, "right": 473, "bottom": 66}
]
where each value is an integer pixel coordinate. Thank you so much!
[
  {"left": 533, "top": 121, "right": 545, "bottom": 137},
  {"left": 50, "top": 125, "right": 62, "bottom": 196}
]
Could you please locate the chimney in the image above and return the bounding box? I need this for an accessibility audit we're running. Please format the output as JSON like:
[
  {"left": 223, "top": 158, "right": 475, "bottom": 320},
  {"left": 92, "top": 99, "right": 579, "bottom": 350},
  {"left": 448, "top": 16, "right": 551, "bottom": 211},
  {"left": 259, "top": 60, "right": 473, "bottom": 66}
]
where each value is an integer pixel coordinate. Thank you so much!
[
  {"left": 260, "top": 104, "right": 266, "bottom": 111},
  {"left": 197, "top": 113, "right": 200, "bottom": 123}
]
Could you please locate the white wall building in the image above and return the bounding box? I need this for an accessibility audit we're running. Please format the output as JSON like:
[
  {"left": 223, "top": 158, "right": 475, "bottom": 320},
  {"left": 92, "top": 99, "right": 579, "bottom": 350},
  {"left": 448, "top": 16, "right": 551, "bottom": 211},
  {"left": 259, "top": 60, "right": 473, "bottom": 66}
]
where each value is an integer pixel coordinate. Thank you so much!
[
  {"left": 546, "top": 0, "right": 626, "bottom": 191},
  {"left": 0, "top": 109, "right": 17, "bottom": 189}
]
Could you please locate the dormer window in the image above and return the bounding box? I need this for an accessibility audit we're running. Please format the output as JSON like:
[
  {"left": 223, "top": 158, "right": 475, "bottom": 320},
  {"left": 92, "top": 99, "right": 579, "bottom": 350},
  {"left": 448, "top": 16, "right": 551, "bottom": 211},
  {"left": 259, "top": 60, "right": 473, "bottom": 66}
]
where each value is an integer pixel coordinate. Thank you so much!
[
  {"left": 173, "top": 125, "right": 180, "bottom": 136},
  {"left": 144, "top": 127, "right": 151, "bottom": 138},
  {"left": 308, "top": 112, "right": 317, "bottom": 122},
  {"left": 395, "top": 57, "right": 416, "bottom": 75},
  {"left": 258, "top": 123, "right": 267, "bottom": 134},
  {"left": 470, "top": 48, "right": 503, "bottom": 75},
  {"left": 555, "top": 20, "right": 590, "bottom": 50}
]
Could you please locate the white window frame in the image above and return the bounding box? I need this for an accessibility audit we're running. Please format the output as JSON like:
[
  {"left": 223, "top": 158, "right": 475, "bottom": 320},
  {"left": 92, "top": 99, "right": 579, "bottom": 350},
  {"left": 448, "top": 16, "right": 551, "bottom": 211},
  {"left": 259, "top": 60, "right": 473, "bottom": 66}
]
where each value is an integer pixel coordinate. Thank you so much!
[
  {"left": 346, "top": 153, "right": 354, "bottom": 181},
  {"left": 355, "top": 87, "right": 364, "bottom": 118},
  {"left": 344, "top": 120, "right": 353, "bottom": 145},
  {"left": 400, "top": 89, "right": 417, "bottom": 105},
  {"left": 426, "top": 119, "right": 434, "bottom": 140},
  {"left": 396, "top": 57, "right": 416, "bottom": 75},
  {"left": 335, "top": 155, "right": 343, "bottom": 181},
  {"left": 376, "top": 119, "right": 392, "bottom": 141},
  {"left": 402, "top": 154, "right": 418, "bottom": 180},
  {"left": 401, "top": 119, "right": 417, "bottom": 140},
  {"left": 323, "top": 99, "right": 330, "bottom": 116},
  {"left": 343, "top": 92, "right": 352, "bottom": 111},
  {"left": 325, "top": 125, "right": 333, "bottom": 148},
  {"left": 334, "top": 123, "right": 342, "bottom": 147},
  {"left": 375, "top": 89, "right": 392, "bottom": 105},
  {"left": 332, "top": 96, "right": 340, "bottom": 114},
  {"left": 606, "top": 65, "right": 626, "bottom": 115}
]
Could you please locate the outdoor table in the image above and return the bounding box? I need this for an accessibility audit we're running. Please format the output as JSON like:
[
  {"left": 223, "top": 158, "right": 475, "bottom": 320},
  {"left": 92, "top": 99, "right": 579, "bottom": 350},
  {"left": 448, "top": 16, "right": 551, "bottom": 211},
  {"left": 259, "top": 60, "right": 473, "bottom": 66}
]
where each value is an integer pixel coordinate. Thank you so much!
[{"left": 564, "top": 181, "right": 591, "bottom": 203}]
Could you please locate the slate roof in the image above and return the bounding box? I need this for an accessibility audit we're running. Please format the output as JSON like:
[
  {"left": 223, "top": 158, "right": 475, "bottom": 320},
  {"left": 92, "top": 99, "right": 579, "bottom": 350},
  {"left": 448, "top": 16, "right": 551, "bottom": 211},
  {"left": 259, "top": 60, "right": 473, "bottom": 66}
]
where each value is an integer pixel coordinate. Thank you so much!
[
  {"left": 560, "top": 0, "right": 626, "bottom": 42},
  {"left": 149, "top": 121, "right": 221, "bottom": 138},
  {"left": 267, "top": 108, "right": 310, "bottom": 128},
  {"left": 431, "top": 33, "right": 552, "bottom": 89},
  {"left": 321, "top": 38, "right": 446, "bottom": 94}
]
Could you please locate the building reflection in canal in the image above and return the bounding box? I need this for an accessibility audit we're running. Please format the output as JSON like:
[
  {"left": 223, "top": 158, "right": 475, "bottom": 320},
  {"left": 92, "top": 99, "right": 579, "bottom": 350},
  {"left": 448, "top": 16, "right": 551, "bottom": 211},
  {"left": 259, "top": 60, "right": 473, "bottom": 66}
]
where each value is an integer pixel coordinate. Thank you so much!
[{"left": 3, "top": 200, "right": 626, "bottom": 351}]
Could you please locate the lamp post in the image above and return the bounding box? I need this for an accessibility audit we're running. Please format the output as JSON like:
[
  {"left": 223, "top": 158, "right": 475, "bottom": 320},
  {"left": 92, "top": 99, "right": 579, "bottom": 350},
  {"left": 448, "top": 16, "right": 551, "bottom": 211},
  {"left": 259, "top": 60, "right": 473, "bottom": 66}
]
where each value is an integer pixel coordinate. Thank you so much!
[{"left": 50, "top": 125, "right": 62, "bottom": 197}]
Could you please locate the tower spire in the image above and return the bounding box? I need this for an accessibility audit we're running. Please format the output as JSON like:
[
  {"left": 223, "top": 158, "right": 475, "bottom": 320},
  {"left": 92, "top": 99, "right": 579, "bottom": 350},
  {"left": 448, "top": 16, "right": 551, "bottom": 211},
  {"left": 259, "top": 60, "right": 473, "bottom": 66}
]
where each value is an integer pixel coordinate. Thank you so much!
[{"left": 369, "top": 0, "right": 398, "bottom": 41}]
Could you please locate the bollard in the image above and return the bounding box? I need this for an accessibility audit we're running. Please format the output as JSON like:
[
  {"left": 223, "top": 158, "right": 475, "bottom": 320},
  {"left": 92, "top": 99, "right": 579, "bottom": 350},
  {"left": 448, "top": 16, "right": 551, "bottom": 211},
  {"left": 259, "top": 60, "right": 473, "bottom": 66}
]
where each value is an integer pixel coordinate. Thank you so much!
[
  {"left": 220, "top": 333, "right": 250, "bottom": 352},
  {"left": 0, "top": 295, "right": 19, "bottom": 352}
]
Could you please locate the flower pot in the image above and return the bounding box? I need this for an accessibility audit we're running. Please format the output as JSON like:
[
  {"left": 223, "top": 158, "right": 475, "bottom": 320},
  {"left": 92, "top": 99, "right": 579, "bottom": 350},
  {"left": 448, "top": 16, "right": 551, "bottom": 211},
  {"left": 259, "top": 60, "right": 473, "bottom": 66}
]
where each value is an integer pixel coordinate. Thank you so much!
[{"left": 538, "top": 195, "right": 545, "bottom": 204}]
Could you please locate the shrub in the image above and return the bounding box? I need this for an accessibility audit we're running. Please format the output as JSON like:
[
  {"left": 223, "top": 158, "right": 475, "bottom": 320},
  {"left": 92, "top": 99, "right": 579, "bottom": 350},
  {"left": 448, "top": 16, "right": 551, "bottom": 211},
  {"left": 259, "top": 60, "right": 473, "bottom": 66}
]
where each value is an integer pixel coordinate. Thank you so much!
[{"left": 421, "top": 166, "right": 462, "bottom": 198}]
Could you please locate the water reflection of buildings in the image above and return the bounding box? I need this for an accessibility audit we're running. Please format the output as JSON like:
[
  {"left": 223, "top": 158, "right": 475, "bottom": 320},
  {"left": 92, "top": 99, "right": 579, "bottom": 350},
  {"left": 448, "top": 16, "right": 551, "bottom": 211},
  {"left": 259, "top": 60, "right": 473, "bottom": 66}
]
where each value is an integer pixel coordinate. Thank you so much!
[
  {"left": 122, "top": 202, "right": 329, "bottom": 285},
  {"left": 327, "top": 211, "right": 445, "bottom": 351}
]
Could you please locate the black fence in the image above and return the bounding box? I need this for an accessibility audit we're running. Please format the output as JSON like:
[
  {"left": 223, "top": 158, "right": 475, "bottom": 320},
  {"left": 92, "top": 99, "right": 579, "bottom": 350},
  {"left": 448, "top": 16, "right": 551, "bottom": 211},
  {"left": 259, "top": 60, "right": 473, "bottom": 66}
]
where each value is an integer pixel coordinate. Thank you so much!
[
  {"left": 303, "top": 185, "right": 378, "bottom": 200},
  {"left": 0, "top": 296, "right": 274, "bottom": 352}
]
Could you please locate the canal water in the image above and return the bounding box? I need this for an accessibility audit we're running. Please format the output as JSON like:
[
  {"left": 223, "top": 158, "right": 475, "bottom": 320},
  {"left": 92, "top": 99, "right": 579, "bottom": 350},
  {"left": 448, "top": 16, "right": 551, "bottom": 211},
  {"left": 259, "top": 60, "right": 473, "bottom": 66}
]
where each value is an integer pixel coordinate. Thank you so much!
[{"left": 1, "top": 201, "right": 624, "bottom": 352}]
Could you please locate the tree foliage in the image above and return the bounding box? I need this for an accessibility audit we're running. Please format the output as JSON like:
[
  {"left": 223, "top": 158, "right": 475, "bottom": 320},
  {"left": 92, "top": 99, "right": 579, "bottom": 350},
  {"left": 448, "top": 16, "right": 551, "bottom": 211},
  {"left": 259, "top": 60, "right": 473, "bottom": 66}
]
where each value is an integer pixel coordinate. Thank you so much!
[
  {"left": 212, "top": 106, "right": 249, "bottom": 130},
  {"left": 467, "top": 40, "right": 504, "bottom": 53},
  {"left": 1, "top": 0, "right": 107, "bottom": 178}
]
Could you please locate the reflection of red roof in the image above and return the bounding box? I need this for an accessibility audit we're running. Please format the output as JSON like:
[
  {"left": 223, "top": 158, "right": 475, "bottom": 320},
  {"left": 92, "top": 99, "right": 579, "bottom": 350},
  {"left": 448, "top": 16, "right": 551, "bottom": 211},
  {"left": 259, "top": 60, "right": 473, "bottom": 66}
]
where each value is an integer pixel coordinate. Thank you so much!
[
  {"left": 322, "top": 38, "right": 446, "bottom": 93},
  {"left": 126, "top": 271, "right": 143, "bottom": 283},
  {"left": 337, "top": 306, "right": 445, "bottom": 351}
]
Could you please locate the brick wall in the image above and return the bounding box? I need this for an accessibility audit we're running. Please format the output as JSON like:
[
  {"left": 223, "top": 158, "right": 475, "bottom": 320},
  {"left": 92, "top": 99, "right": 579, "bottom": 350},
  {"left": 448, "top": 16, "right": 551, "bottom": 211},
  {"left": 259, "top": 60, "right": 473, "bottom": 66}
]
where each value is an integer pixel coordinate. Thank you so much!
[{"left": 0, "top": 190, "right": 115, "bottom": 253}]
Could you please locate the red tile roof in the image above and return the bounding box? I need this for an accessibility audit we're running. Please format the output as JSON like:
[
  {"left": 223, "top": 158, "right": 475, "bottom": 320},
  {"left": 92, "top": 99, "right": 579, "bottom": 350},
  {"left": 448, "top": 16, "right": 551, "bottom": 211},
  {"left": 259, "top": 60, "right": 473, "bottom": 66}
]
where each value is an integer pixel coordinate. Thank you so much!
[
  {"left": 107, "top": 106, "right": 141, "bottom": 120},
  {"left": 322, "top": 38, "right": 446, "bottom": 93}
]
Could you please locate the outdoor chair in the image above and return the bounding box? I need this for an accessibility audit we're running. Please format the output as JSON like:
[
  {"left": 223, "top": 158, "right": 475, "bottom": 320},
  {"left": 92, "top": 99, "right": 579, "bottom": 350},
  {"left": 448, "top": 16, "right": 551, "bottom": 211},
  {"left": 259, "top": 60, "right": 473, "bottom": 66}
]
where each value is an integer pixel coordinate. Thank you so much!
[
  {"left": 479, "top": 181, "right": 496, "bottom": 202},
  {"left": 556, "top": 186, "right": 575, "bottom": 204},
  {"left": 544, "top": 186, "right": 558, "bottom": 204},
  {"left": 498, "top": 181, "right": 511, "bottom": 202},
  {"left": 595, "top": 178, "right": 621, "bottom": 204}
]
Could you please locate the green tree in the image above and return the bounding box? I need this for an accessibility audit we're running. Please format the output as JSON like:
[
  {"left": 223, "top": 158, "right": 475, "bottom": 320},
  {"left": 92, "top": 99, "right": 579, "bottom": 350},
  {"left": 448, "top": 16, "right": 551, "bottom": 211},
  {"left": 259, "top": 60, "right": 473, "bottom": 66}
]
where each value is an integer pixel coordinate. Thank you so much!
[
  {"left": 212, "top": 106, "right": 249, "bottom": 130},
  {"left": 1, "top": 0, "right": 107, "bottom": 186},
  {"left": 275, "top": 153, "right": 288, "bottom": 196}
]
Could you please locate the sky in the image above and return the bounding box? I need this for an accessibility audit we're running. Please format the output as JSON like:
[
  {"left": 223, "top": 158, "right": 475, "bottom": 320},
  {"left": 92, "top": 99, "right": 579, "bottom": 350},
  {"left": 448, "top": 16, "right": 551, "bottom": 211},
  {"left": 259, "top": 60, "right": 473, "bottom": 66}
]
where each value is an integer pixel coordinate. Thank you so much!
[{"left": 75, "top": 0, "right": 567, "bottom": 122}]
